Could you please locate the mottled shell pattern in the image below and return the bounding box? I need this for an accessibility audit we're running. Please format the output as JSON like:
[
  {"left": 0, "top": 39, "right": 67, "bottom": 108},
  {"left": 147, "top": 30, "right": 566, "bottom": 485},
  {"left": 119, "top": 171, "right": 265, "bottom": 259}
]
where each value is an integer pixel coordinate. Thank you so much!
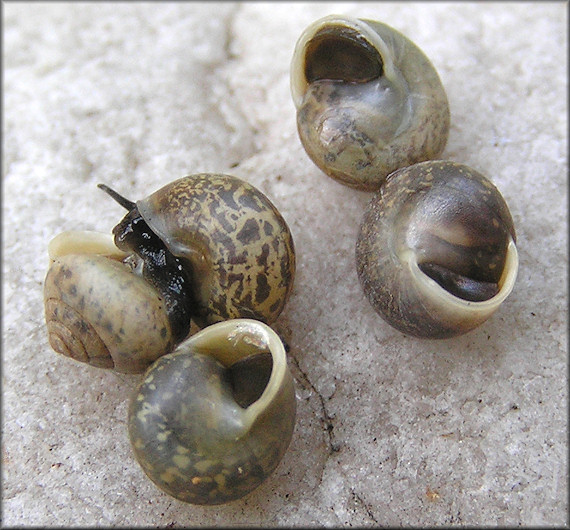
[
  {"left": 44, "top": 232, "right": 175, "bottom": 373},
  {"left": 356, "top": 161, "right": 518, "bottom": 339},
  {"left": 128, "top": 319, "right": 297, "bottom": 505},
  {"left": 137, "top": 174, "right": 296, "bottom": 327},
  {"left": 291, "top": 15, "right": 450, "bottom": 191},
  {"left": 43, "top": 174, "right": 296, "bottom": 373}
]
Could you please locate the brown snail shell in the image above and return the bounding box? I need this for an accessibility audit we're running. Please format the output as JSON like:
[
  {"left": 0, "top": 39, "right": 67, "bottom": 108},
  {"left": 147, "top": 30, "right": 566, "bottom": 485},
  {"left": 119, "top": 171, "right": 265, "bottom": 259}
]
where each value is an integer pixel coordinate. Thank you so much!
[
  {"left": 136, "top": 174, "right": 296, "bottom": 328},
  {"left": 291, "top": 14, "right": 450, "bottom": 191},
  {"left": 356, "top": 160, "right": 519, "bottom": 338},
  {"left": 43, "top": 174, "right": 296, "bottom": 373},
  {"left": 128, "top": 318, "right": 296, "bottom": 505}
]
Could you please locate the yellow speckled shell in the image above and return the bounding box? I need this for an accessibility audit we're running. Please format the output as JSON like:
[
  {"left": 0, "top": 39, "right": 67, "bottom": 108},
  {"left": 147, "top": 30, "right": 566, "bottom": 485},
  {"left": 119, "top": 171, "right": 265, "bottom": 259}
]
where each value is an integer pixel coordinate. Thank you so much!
[{"left": 137, "top": 174, "right": 296, "bottom": 327}]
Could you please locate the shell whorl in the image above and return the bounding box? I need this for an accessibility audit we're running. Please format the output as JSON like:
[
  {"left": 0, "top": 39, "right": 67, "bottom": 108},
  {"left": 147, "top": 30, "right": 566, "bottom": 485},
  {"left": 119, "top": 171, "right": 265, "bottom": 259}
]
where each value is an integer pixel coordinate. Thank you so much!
[
  {"left": 45, "top": 297, "right": 113, "bottom": 368},
  {"left": 137, "top": 174, "right": 296, "bottom": 327},
  {"left": 291, "top": 14, "right": 450, "bottom": 190},
  {"left": 44, "top": 253, "right": 175, "bottom": 373}
]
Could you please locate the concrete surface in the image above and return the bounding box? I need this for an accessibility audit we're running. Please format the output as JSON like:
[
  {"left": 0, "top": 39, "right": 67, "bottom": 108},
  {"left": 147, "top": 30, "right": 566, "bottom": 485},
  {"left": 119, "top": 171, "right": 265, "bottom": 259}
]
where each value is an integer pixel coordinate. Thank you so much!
[{"left": 2, "top": 2, "right": 568, "bottom": 527}]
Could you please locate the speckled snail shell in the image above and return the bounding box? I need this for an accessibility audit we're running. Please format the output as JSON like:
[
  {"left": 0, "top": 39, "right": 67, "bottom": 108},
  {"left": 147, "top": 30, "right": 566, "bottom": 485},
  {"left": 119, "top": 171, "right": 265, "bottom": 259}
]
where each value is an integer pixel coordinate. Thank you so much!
[
  {"left": 44, "top": 232, "right": 175, "bottom": 373},
  {"left": 356, "top": 160, "right": 518, "bottom": 338},
  {"left": 128, "top": 318, "right": 296, "bottom": 505},
  {"left": 135, "top": 174, "right": 295, "bottom": 328},
  {"left": 291, "top": 14, "right": 450, "bottom": 191},
  {"left": 44, "top": 174, "right": 296, "bottom": 373}
]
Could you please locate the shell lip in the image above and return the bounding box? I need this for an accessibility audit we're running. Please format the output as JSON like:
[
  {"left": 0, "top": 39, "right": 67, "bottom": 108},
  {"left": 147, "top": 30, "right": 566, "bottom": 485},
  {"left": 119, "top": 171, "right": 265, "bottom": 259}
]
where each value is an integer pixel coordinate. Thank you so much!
[
  {"left": 182, "top": 319, "right": 290, "bottom": 429},
  {"left": 291, "top": 14, "right": 393, "bottom": 109},
  {"left": 405, "top": 238, "right": 519, "bottom": 313},
  {"left": 48, "top": 231, "right": 127, "bottom": 261},
  {"left": 136, "top": 196, "right": 208, "bottom": 263}
]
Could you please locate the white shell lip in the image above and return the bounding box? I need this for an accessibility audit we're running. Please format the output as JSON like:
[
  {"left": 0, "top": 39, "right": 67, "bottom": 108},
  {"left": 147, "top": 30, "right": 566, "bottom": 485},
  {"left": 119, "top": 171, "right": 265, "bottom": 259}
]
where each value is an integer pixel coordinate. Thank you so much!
[
  {"left": 48, "top": 231, "right": 127, "bottom": 261},
  {"left": 180, "top": 318, "right": 290, "bottom": 425},
  {"left": 290, "top": 14, "right": 394, "bottom": 109},
  {"left": 406, "top": 238, "right": 519, "bottom": 322}
]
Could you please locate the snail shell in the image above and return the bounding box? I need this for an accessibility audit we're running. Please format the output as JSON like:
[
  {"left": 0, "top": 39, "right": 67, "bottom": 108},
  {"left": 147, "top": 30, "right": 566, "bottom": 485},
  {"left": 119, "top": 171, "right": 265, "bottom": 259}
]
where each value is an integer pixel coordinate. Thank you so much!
[
  {"left": 44, "top": 232, "right": 176, "bottom": 373},
  {"left": 136, "top": 174, "right": 296, "bottom": 328},
  {"left": 356, "top": 160, "right": 518, "bottom": 338},
  {"left": 291, "top": 14, "right": 450, "bottom": 191},
  {"left": 43, "top": 174, "right": 296, "bottom": 373},
  {"left": 128, "top": 318, "right": 297, "bottom": 505}
]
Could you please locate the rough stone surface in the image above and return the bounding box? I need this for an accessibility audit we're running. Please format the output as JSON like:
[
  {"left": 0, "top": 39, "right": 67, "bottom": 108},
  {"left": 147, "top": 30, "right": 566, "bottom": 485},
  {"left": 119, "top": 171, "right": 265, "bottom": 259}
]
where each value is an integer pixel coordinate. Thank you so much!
[{"left": 2, "top": 2, "right": 568, "bottom": 527}]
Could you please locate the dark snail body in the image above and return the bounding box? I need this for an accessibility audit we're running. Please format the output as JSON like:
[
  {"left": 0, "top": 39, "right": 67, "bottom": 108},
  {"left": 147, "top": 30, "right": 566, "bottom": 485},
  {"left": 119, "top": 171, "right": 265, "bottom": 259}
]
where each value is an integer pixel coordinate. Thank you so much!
[
  {"left": 44, "top": 174, "right": 296, "bottom": 373},
  {"left": 291, "top": 15, "right": 450, "bottom": 191},
  {"left": 356, "top": 161, "right": 519, "bottom": 338},
  {"left": 99, "top": 184, "right": 196, "bottom": 344},
  {"left": 128, "top": 319, "right": 296, "bottom": 505}
]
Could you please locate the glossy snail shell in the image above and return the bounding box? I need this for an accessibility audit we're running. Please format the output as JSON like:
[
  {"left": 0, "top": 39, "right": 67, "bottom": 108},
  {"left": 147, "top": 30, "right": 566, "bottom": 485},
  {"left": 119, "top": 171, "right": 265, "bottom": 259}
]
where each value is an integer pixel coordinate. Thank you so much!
[
  {"left": 128, "top": 318, "right": 297, "bottom": 505},
  {"left": 43, "top": 174, "right": 296, "bottom": 373},
  {"left": 137, "top": 174, "right": 295, "bottom": 328},
  {"left": 291, "top": 15, "right": 450, "bottom": 191},
  {"left": 44, "top": 232, "right": 175, "bottom": 373},
  {"left": 356, "top": 160, "right": 519, "bottom": 338}
]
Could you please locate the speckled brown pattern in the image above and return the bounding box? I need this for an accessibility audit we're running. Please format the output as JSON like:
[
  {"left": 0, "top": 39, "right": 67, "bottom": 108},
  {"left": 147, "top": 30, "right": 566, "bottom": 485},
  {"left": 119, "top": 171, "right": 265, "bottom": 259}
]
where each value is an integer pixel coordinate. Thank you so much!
[
  {"left": 128, "top": 320, "right": 296, "bottom": 505},
  {"left": 291, "top": 15, "right": 450, "bottom": 191},
  {"left": 43, "top": 174, "right": 295, "bottom": 373},
  {"left": 44, "top": 254, "right": 174, "bottom": 373},
  {"left": 356, "top": 160, "right": 518, "bottom": 338},
  {"left": 137, "top": 174, "right": 296, "bottom": 327}
]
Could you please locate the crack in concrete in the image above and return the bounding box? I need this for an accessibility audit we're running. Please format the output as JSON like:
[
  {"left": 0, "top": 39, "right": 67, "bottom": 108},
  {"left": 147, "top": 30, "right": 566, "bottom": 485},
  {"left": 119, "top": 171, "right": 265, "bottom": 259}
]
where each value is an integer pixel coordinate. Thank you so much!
[
  {"left": 221, "top": 3, "right": 241, "bottom": 62},
  {"left": 289, "top": 354, "right": 340, "bottom": 457},
  {"left": 289, "top": 353, "right": 381, "bottom": 525},
  {"left": 351, "top": 489, "right": 380, "bottom": 525}
]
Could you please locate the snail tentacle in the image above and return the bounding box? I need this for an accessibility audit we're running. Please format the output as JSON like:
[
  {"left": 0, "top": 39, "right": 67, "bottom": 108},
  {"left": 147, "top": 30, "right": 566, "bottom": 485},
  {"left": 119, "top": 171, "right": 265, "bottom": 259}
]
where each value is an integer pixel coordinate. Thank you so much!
[
  {"left": 97, "top": 183, "right": 136, "bottom": 210},
  {"left": 44, "top": 175, "right": 296, "bottom": 373}
]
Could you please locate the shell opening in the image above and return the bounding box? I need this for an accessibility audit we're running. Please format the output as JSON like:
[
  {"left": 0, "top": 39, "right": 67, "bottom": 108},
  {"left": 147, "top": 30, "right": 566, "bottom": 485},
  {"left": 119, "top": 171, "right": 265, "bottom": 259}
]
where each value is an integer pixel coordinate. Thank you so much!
[
  {"left": 228, "top": 353, "right": 273, "bottom": 409},
  {"left": 304, "top": 27, "right": 382, "bottom": 84},
  {"left": 183, "top": 319, "right": 288, "bottom": 425},
  {"left": 418, "top": 262, "right": 499, "bottom": 302},
  {"left": 408, "top": 238, "right": 518, "bottom": 310},
  {"left": 413, "top": 223, "right": 513, "bottom": 302}
]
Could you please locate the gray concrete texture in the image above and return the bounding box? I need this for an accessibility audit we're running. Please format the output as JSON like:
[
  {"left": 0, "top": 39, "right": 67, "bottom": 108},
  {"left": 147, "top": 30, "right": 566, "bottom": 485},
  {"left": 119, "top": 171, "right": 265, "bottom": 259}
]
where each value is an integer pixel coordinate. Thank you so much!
[{"left": 2, "top": 2, "right": 568, "bottom": 526}]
